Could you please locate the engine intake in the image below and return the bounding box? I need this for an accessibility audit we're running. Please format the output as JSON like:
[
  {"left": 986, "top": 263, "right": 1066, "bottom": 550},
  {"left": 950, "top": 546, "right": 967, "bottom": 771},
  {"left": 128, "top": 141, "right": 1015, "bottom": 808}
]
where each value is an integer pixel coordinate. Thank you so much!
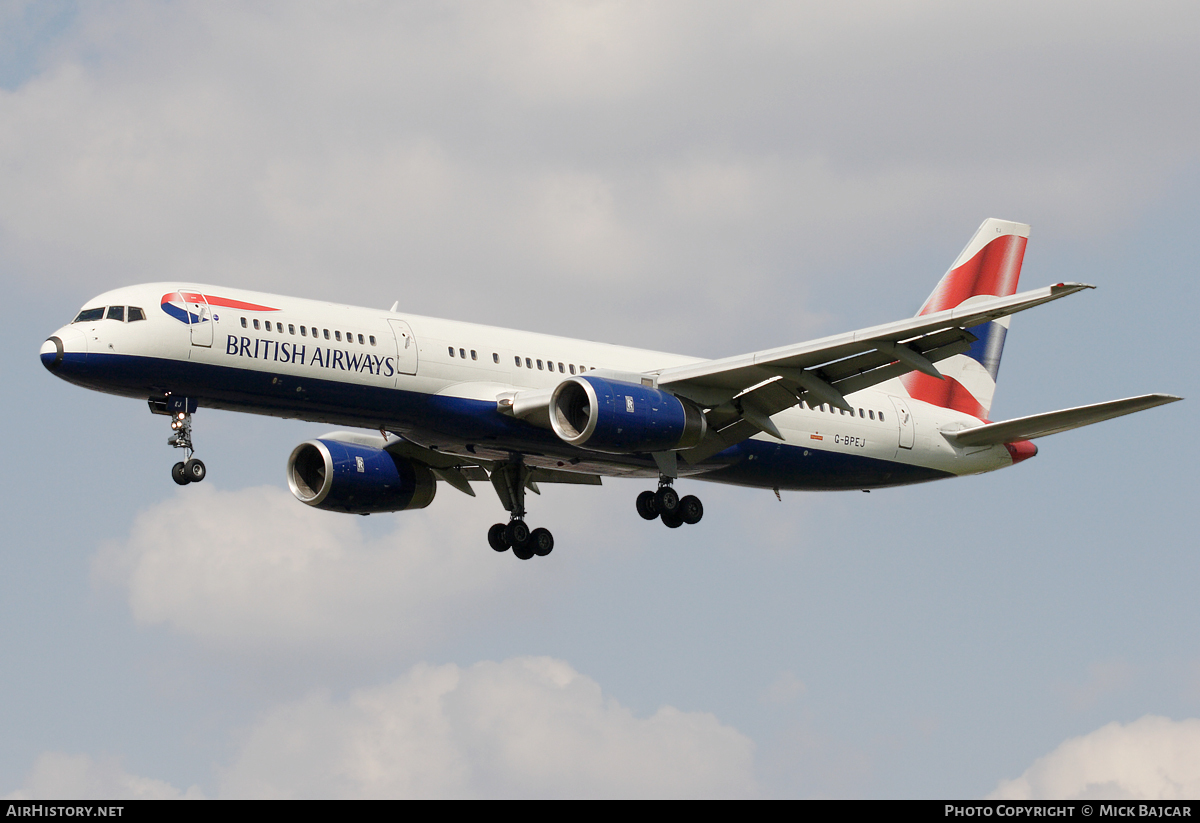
[
  {"left": 550, "top": 376, "right": 706, "bottom": 454},
  {"left": 287, "top": 439, "right": 437, "bottom": 514}
]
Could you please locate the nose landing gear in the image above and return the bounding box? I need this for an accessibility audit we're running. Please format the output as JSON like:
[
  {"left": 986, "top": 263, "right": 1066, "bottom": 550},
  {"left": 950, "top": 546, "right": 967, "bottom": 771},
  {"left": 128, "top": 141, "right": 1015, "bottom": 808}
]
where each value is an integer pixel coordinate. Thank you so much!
[
  {"left": 151, "top": 397, "right": 206, "bottom": 486},
  {"left": 168, "top": 411, "right": 206, "bottom": 485}
]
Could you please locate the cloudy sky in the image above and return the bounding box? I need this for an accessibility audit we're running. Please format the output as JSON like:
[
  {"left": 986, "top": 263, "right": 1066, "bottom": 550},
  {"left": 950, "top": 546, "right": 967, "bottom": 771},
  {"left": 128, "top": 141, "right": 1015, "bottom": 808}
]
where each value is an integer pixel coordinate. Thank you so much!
[{"left": 2, "top": 0, "right": 1198, "bottom": 798}]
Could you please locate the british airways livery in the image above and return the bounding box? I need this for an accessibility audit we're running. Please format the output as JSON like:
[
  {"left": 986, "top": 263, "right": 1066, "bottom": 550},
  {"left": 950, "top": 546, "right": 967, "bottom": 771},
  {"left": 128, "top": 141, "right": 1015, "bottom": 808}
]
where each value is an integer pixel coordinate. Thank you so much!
[{"left": 41, "top": 220, "right": 1180, "bottom": 559}]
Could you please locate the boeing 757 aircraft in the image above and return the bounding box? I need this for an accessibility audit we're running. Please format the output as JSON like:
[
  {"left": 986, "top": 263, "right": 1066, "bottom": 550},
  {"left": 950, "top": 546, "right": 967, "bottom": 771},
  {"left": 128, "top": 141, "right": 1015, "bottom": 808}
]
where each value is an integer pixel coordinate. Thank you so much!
[{"left": 41, "top": 219, "right": 1179, "bottom": 559}]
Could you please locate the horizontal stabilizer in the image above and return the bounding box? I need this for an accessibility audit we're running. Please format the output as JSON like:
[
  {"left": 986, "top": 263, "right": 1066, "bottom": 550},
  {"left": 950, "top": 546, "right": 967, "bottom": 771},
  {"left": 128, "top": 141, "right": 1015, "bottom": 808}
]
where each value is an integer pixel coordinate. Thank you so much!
[{"left": 942, "top": 394, "right": 1182, "bottom": 447}]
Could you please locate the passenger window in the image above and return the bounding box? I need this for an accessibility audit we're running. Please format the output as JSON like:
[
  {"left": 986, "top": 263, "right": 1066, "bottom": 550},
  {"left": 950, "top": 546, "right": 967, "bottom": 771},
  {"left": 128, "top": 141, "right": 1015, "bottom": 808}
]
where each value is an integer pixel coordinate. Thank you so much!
[
  {"left": 459, "top": 348, "right": 465, "bottom": 358},
  {"left": 526, "top": 358, "right": 532, "bottom": 368},
  {"left": 345, "top": 331, "right": 351, "bottom": 341},
  {"left": 288, "top": 324, "right": 295, "bottom": 335},
  {"left": 879, "top": 412, "right": 885, "bottom": 422},
  {"left": 537, "top": 360, "right": 543, "bottom": 370},
  {"left": 335, "top": 331, "right": 342, "bottom": 341},
  {"left": 558, "top": 362, "right": 564, "bottom": 373},
  {"left": 106, "top": 306, "right": 124, "bottom": 321},
  {"left": 471, "top": 350, "right": 477, "bottom": 360},
  {"left": 358, "top": 334, "right": 364, "bottom": 344},
  {"left": 278, "top": 323, "right": 284, "bottom": 334},
  {"left": 493, "top": 353, "right": 499, "bottom": 364},
  {"left": 569, "top": 364, "right": 576, "bottom": 375},
  {"left": 300, "top": 326, "right": 307, "bottom": 336},
  {"left": 127, "top": 307, "right": 145, "bottom": 322},
  {"left": 869, "top": 410, "right": 875, "bottom": 420},
  {"left": 370, "top": 336, "right": 376, "bottom": 346},
  {"left": 514, "top": 356, "right": 521, "bottom": 366},
  {"left": 858, "top": 408, "right": 864, "bottom": 417},
  {"left": 241, "top": 317, "right": 247, "bottom": 328},
  {"left": 323, "top": 329, "right": 330, "bottom": 340},
  {"left": 254, "top": 319, "right": 260, "bottom": 330}
]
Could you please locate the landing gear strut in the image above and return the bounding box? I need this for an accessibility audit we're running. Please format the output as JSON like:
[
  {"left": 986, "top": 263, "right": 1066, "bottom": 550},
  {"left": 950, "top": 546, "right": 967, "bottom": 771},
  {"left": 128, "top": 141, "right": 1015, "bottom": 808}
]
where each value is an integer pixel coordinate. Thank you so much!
[
  {"left": 166, "top": 410, "right": 206, "bottom": 485},
  {"left": 637, "top": 478, "right": 702, "bottom": 528},
  {"left": 487, "top": 460, "right": 554, "bottom": 559}
]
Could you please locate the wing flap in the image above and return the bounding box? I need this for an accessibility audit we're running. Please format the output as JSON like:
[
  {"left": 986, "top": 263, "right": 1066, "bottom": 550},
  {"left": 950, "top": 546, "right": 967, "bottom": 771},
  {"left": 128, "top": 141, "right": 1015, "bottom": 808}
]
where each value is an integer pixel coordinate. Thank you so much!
[
  {"left": 942, "top": 394, "right": 1182, "bottom": 447},
  {"left": 661, "top": 283, "right": 1091, "bottom": 455},
  {"left": 527, "top": 467, "right": 603, "bottom": 485}
]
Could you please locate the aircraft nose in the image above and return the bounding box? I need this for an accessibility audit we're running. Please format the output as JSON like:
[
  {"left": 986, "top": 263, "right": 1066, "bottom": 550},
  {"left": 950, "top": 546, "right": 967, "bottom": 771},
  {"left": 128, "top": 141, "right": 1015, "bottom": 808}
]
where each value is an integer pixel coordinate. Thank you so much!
[
  {"left": 40, "top": 336, "right": 64, "bottom": 371},
  {"left": 41, "top": 326, "right": 85, "bottom": 373}
]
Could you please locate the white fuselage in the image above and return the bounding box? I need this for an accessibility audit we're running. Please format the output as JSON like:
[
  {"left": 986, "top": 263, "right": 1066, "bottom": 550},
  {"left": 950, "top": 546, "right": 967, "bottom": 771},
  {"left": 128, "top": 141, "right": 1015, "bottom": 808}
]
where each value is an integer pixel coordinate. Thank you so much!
[{"left": 43, "top": 283, "right": 1021, "bottom": 491}]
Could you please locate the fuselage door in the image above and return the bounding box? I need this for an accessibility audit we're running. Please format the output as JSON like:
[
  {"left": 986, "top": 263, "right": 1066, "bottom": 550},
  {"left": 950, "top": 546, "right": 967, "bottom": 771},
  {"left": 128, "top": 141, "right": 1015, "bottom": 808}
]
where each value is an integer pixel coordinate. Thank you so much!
[
  {"left": 890, "top": 395, "right": 915, "bottom": 449},
  {"left": 388, "top": 318, "right": 418, "bottom": 376},
  {"left": 180, "top": 291, "right": 213, "bottom": 348}
]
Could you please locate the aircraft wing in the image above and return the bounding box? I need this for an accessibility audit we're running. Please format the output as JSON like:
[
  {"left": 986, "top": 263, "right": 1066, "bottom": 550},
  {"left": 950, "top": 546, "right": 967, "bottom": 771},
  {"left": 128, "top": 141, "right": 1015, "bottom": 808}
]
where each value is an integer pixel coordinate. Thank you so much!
[
  {"left": 655, "top": 282, "right": 1093, "bottom": 462},
  {"left": 941, "top": 394, "right": 1182, "bottom": 447}
]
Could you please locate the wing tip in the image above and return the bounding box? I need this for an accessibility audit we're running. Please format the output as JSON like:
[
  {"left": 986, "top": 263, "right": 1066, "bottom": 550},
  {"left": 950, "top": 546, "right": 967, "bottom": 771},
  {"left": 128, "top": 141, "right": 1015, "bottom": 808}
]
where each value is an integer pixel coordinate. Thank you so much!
[{"left": 1051, "top": 281, "right": 1096, "bottom": 293}]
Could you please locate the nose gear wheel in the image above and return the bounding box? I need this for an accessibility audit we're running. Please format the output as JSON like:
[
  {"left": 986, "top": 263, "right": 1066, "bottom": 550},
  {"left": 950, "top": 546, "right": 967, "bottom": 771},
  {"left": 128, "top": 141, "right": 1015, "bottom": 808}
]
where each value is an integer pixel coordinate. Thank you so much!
[{"left": 164, "top": 408, "right": 206, "bottom": 485}]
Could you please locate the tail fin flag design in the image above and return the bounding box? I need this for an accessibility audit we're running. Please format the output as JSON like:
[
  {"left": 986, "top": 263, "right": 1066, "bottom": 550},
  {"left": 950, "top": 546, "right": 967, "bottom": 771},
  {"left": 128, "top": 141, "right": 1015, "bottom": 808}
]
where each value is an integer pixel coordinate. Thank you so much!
[{"left": 900, "top": 219, "right": 1030, "bottom": 419}]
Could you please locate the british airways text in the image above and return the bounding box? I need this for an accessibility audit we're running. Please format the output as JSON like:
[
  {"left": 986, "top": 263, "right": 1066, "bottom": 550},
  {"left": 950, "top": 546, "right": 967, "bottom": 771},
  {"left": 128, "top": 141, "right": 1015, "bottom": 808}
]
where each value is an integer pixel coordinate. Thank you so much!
[{"left": 225, "top": 335, "right": 396, "bottom": 376}]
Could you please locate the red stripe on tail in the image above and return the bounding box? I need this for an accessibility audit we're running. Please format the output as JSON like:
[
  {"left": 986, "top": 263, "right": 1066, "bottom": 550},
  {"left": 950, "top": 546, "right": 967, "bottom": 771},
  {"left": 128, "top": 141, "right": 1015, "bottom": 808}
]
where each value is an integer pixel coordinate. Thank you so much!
[
  {"left": 900, "top": 372, "right": 988, "bottom": 419},
  {"left": 918, "top": 234, "right": 1027, "bottom": 315}
]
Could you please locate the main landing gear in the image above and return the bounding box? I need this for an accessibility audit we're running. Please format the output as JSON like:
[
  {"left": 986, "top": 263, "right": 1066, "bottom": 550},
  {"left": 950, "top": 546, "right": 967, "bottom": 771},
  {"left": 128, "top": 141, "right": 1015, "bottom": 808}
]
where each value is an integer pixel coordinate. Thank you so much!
[
  {"left": 637, "top": 480, "right": 703, "bottom": 529},
  {"left": 487, "top": 460, "right": 553, "bottom": 560},
  {"left": 166, "top": 410, "right": 206, "bottom": 486}
]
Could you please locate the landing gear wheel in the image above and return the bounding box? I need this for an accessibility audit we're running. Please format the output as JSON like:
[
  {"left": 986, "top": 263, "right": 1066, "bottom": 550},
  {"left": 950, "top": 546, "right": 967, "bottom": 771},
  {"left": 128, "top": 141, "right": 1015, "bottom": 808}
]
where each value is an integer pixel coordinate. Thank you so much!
[
  {"left": 530, "top": 527, "right": 554, "bottom": 557},
  {"left": 505, "top": 519, "right": 531, "bottom": 549},
  {"left": 656, "top": 486, "right": 680, "bottom": 515},
  {"left": 171, "top": 462, "right": 190, "bottom": 486},
  {"left": 661, "top": 509, "right": 684, "bottom": 529},
  {"left": 184, "top": 458, "right": 206, "bottom": 483},
  {"left": 679, "top": 495, "right": 703, "bottom": 525},
  {"left": 636, "top": 490, "right": 659, "bottom": 520},
  {"left": 488, "top": 523, "right": 510, "bottom": 552},
  {"left": 513, "top": 541, "right": 536, "bottom": 560}
]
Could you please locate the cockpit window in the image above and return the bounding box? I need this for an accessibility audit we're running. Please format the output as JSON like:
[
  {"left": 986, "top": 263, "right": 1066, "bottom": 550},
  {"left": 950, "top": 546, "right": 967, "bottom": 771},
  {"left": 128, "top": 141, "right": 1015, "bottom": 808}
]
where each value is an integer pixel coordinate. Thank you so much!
[
  {"left": 73, "top": 308, "right": 105, "bottom": 323},
  {"left": 127, "top": 307, "right": 145, "bottom": 322},
  {"left": 107, "top": 306, "right": 125, "bottom": 321}
]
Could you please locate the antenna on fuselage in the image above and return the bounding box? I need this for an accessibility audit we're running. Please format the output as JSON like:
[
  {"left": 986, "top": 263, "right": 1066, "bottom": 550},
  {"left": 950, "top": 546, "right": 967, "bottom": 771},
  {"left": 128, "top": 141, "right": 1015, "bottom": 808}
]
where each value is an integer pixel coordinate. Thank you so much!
[{"left": 389, "top": 301, "right": 399, "bottom": 313}]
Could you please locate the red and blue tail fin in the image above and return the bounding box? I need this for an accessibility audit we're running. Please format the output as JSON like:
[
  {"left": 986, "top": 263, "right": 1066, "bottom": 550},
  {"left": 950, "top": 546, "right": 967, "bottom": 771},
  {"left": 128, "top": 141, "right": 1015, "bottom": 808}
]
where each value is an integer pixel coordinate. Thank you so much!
[{"left": 900, "top": 218, "right": 1030, "bottom": 419}]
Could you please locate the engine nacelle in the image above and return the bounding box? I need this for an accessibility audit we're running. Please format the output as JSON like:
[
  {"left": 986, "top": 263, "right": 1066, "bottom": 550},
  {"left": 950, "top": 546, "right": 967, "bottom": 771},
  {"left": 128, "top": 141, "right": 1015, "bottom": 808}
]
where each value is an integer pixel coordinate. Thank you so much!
[
  {"left": 286, "top": 439, "right": 437, "bottom": 514},
  {"left": 550, "top": 375, "right": 706, "bottom": 454}
]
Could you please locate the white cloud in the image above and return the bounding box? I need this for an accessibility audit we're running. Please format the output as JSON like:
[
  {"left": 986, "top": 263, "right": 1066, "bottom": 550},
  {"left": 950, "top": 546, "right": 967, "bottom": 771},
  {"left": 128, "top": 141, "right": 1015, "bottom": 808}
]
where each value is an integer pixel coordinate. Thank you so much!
[
  {"left": 3, "top": 1, "right": 1197, "bottom": 353},
  {"left": 92, "top": 484, "right": 549, "bottom": 657},
  {"left": 218, "top": 655, "right": 756, "bottom": 798},
  {"left": 3, "top": 752, "right": 203, "bottom": 800},
  {"left": 989, "top": 716, "right": 1200, "bottom": 800}
]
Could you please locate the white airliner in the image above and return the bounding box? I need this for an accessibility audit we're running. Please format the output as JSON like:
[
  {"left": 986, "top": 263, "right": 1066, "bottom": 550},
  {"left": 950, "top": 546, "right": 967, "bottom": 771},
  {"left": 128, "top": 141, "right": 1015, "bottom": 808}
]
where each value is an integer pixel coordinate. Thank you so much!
[{"left": 41, "top": 219, "right": 1179, "bottom": 559}]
